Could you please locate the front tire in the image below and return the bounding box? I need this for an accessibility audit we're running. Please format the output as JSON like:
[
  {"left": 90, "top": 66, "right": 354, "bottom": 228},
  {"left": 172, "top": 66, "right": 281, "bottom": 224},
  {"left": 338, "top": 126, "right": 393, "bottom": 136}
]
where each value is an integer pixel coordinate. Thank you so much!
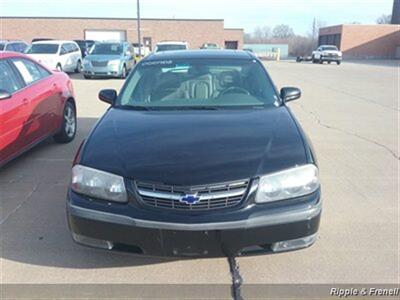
[
  {"left": 75, "top": 60, "right": 82, "bottom": 73},
  {"left": 120, "top": 65, "right": 127, "bottom": 79},
  {"left": 83, "top": 75, "right": 92, "bottom": 79},
  {"left": 336, "top": 61, "right": 341, "bottom": 65},
  {"left": 53, "top": 102, "right": 76, "bottom": 143},
  {"left": 312, "top": 55, "right": 317, "bottom": 63}
]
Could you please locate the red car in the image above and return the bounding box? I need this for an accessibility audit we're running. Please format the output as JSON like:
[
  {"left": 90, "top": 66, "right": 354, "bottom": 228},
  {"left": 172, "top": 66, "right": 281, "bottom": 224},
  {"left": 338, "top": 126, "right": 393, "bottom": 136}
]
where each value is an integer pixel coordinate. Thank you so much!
[{"left": 0, "top": 52, "right": 77, "bottom": 167}]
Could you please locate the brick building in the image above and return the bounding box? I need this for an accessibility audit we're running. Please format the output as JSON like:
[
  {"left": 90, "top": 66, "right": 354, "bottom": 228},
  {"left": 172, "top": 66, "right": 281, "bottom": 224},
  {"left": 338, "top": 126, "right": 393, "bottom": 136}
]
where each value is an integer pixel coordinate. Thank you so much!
[
  {"left": 0, "top": 17, "right": 244, "bottom": 50},
  {"left": 319, "top": 24, "right": 400, "bottom": 59}
]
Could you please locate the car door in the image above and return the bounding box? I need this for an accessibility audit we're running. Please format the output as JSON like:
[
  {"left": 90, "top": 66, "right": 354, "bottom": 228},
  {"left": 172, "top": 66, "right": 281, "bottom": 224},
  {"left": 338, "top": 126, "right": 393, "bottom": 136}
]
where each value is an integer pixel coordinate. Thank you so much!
[
  {"left": 314, "top": 47, "right": 322, "bottom": 59},
  {"left": 59, "top": 43, "right": 71, "bottom": 71},
  {"left": 71, "top": 43, "right": 82, "bottom": 66},
  {"left": 66, "top": 43, "right": 81, "bottom": 71},
  {"left": 126, "top": 44, "right": 135, "bottom": 70},
  {"left": 10, "top": 57, "right": 60, "bottom": 143},
  {"left": 0, "top": 59, "right": 29, "bottom": 164}
]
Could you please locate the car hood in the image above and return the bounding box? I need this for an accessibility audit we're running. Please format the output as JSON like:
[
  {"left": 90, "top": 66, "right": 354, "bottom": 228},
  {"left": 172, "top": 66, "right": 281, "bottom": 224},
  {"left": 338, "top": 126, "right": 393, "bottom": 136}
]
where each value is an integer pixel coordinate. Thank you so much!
[
  {"left": 85, "top": 54, "right": 121, "bottom": 61},
  {"left": 81, "top": 107, "right": 307, "bottom": 186}
]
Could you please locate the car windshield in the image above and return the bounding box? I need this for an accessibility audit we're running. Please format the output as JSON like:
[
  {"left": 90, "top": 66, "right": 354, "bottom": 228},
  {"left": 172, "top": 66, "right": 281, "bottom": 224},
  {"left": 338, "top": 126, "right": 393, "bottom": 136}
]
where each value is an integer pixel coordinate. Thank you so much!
[
  {"left": 27, "top": 44, "right": 59, "bottom": 54},
  {"left": 322, "top": 46, "right": 338, "bottom": 51},
  {"left": 118, "top": 59, "right": 279, "bottom": 109},
  {"left": 90, "top": 43, "right": 123, "bottom": 55},
  {"left": 156, "top": 44, "right": 187, "bottom": 52}
]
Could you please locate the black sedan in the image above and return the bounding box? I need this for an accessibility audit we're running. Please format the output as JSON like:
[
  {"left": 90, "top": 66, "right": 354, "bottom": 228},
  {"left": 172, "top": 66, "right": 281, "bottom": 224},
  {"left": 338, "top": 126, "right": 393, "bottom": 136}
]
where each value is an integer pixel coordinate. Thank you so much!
[{"left": 67, "top": 50, "right": 321, "bottom": 257}]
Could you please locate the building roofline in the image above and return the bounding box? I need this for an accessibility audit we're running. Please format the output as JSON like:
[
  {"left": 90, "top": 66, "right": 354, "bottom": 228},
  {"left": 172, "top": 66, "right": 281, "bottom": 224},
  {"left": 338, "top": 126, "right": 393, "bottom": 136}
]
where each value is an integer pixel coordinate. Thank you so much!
[
  {"left": 224, "top": 28, "right": 244, "bottom": 31},
  {"left": 320, "top": 23, "right": 400, "bottom": 29},
  {"left": 0, "top": 16, "right": 225, "bottom": 22}
]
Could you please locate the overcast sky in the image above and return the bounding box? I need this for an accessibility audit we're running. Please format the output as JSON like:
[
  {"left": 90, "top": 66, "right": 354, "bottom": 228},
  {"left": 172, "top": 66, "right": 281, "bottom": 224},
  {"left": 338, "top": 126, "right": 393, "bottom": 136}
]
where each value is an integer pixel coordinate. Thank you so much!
[{"left": 0, "top": 0, "right": 394, "bottom": 34}]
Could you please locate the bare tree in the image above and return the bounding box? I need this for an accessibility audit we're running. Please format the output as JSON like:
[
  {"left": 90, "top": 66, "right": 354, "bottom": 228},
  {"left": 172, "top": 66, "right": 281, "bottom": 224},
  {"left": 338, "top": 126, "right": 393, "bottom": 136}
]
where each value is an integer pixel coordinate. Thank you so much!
[
  {"left": 253, "top": 26, "right": 271, "bottom": 42},
  {"left": 272, "top": 24, "right": 294, "bottom": 39},
  {"left": 376, "top": 14, "right": 392, "bottom": 24}
]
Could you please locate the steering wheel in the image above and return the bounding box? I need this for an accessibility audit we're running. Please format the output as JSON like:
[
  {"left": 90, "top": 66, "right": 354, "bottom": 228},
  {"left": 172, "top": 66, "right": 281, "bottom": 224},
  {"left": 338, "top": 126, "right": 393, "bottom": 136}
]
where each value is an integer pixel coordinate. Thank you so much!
[{"left": 220, "top": 86, "right": 250, "bottom": 96}]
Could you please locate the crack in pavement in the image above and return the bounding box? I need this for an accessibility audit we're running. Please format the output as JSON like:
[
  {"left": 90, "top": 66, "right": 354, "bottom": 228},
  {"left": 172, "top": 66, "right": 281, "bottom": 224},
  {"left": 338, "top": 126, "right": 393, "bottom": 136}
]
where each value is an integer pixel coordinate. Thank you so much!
[
  {"left": 298, "top": 103, "right": 399, "bottom": 160},
  {"left": 0, "top": 183, "right": 39, "bottom": 226}
]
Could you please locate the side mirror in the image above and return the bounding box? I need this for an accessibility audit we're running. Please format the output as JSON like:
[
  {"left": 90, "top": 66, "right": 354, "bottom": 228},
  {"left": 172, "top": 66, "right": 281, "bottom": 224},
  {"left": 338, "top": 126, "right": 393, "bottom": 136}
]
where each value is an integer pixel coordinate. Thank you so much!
[
  {"left": 0, "top": 89, "right": 12, "bottom": 100},
  {"left": 99, "top": 89, "right": 117, "bottom": 105},
  {"left": 280, "top": 87, "right": 301, "bottom": 103}
]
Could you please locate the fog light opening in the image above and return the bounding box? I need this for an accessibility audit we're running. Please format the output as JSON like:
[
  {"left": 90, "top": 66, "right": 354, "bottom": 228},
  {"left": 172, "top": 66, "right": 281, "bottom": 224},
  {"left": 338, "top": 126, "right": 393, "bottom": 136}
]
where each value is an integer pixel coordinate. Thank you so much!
[
  {"left": 72, "top": 233, "right": 113, "bottom": 250},
  {"left": 271, "top": 233, "right": 317, "bottom": 252}
]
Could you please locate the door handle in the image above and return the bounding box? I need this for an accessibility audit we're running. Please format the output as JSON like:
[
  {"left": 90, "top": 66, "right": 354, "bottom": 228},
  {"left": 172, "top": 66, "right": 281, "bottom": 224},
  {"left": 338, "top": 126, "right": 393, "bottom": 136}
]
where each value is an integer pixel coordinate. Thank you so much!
[{"left": 22, "top": 98, "right": 29, "bottom": 105}]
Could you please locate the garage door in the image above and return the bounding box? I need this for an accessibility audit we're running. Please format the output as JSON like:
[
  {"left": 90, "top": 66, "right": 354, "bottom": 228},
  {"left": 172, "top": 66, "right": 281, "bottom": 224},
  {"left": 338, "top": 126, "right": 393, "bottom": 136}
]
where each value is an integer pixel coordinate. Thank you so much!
[{"left": 85, "top": 30, "right": 127, "bottom": 41}]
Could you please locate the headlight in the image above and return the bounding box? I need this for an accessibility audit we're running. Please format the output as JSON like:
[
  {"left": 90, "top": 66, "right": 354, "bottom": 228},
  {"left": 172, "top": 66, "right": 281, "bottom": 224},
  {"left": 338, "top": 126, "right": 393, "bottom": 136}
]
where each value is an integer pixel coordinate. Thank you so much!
[
  {"left": 71, "top": 165, "right": 128, "bottom": 203},
  {"left": 255, "top": 164, "right": 319, "bottom": 203}
]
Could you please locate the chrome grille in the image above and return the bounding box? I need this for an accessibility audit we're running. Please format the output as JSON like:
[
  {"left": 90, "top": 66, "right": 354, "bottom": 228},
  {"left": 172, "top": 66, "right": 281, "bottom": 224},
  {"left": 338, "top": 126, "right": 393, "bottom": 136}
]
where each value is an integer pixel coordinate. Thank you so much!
[
  {"left": 91, "top": 60, "right": 108, "bottom": 67},
  {"left": 135, "top": 180, "right": 249, "bottom": 211}
]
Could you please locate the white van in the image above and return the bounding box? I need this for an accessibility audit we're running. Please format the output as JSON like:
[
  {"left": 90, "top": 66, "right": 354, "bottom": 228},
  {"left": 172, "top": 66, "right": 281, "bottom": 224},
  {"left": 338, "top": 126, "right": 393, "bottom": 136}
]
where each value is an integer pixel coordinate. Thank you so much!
[
  {"left": 26, "top": 40, "right": 82, "bottom": 72},
  {"left": 154, "top": 41, "right": 189, "bottom": 53}
]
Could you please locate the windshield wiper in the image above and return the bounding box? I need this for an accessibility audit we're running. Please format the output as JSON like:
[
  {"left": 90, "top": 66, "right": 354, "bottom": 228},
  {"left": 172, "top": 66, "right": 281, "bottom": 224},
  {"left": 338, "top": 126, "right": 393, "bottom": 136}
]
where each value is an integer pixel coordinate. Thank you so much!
[
  {"left": 116, "top": 105, "right": 151, "bottom": 111},
  {"left": 174, "top": 106, "right": 219, "bottom": 110}
]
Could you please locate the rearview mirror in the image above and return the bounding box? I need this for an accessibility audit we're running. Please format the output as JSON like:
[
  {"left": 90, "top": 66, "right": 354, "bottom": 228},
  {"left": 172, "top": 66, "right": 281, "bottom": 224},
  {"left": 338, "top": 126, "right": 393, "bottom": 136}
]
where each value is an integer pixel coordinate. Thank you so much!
[
  {"left": 0, "top": 89, "right": 12, "bottom": 100},
  {"left": 280, "top": 87, "right": 301, "bottom": 103},
  {"left": 99, "top": 89, "right": 117, "bottom": 105}
]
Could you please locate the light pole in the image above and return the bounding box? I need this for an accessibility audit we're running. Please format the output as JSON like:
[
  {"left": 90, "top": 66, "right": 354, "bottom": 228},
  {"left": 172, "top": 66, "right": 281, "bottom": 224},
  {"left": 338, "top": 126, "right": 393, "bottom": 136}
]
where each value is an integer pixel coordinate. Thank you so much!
[{"left": 137, "top": 0, "right": 141, "bottom": 57}]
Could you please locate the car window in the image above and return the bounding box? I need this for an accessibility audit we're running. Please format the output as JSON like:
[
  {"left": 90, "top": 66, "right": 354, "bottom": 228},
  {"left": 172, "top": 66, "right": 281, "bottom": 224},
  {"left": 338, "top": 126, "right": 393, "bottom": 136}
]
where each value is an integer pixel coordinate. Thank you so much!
[
  {"left": 68, "top": 43, "right": 78, "bottom": 52},
  {"left": 321, "top": 46, "right": 338, "bottom": 51},
  {"left": 60, "top": 45, "right": 68, "bottom": 55},
  {"left": 18, "top": 43, "right": 29, "bottom": 53},
  {"left": 119, "top": 59, "right": 279, "bottom": 109},
  {"left": 63, "top": 43, "right": 72, "bottom": 53},
  {"left": 155, "top": 44, "right": 187, "bottom": 52},
  {"left": 0, "top": 60, "right": 24, "bottom": 93},
  {"left": 5, "top": 43, "right": 18, "bottom": 52},
  {"left": 12, "top": 58, "right": 49, "bottom": 85},
  {"left": 27, "top": 43, "right": 59, "bottom": 54},
  {"left": 0, "top": 43, "right": 5, "bottom": 51},
  {"left": 90, "top": 43, "right": 124, "bottom": 55},
  {"left": 73, "top": 43, "right": 79, "bottom": 52}
]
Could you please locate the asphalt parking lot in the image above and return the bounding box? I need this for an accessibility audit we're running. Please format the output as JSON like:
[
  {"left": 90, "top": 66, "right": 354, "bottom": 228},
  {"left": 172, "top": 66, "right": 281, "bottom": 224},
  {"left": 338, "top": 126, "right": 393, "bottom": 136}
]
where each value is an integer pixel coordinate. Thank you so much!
[{"left": 1, "top": 60, "right": 398, "bottom": 288}]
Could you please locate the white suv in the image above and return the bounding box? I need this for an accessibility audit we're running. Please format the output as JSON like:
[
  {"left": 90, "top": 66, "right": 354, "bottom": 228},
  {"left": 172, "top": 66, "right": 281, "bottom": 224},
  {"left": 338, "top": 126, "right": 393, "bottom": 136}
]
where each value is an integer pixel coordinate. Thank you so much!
[
  {"left": 154, "top": 41, "right": 189, "bottom": 52},
  {"left": 312, "top": 45, "right": 342, "bottom": 65},
  {"left": 26, "top": 40, "right": 82, "bottom": 72}
]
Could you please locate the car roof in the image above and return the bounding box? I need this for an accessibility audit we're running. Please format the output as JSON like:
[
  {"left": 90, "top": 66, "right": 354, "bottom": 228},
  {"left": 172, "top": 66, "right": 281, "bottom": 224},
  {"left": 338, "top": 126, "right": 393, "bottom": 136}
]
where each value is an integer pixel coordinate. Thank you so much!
[
  {"left": 0, "top": 40, "right": 26, "bottom": 44},
  {"left": 32, "top": 40, "right": 77, "bottom": 45},
  {"left": 156, "top": 41, "right": 188, "bottom": 45},
  {"left": 93, "top": 40, "right": 127, "bottom": 44},
  {"left": 0, "top": 51, "right": 28, "bottom": 59},
  {"left": 144, "top": 50, "right": 254, "bottom": 61}
]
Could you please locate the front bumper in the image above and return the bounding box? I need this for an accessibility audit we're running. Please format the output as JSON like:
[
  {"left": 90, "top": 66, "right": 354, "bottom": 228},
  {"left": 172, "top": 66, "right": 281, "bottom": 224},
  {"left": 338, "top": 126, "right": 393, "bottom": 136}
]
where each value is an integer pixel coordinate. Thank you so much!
[
  {"left": 82, "top": 65, "right": 122, "bottom": 77},
  {"left": 321, "top": 55, "right": 342, "bottom": 61},
  {"left": 67, "top": 189, "right": 321, "bottom": 257}
]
